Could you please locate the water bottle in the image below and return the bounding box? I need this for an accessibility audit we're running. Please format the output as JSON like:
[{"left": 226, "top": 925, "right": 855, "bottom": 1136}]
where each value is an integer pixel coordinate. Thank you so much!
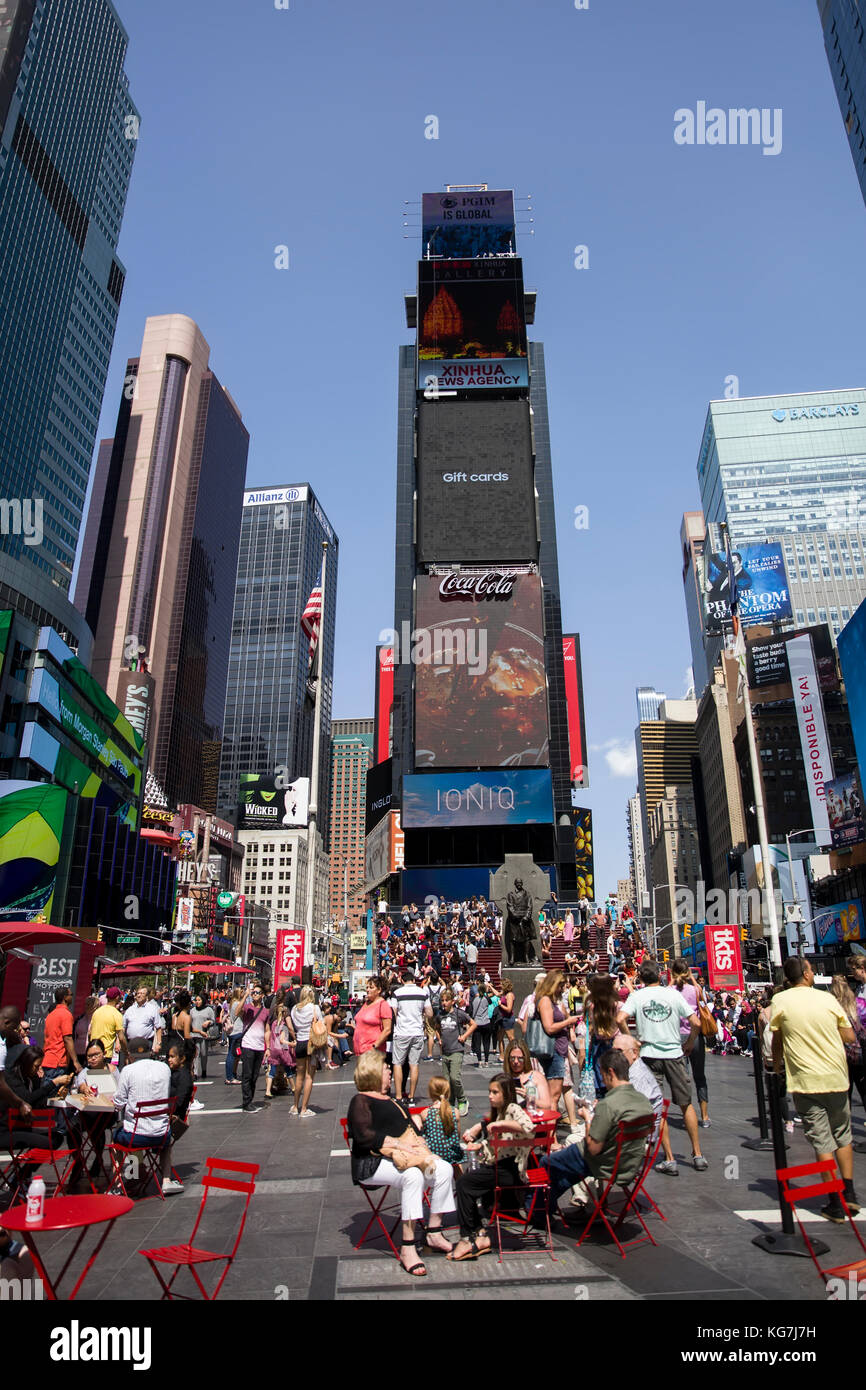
[
  {"left": 25, "top": 1176, "right": 46, "bottom": 1225},
  {"left": 524, "top": 1077, "right": 538, "bottom": 1115}
]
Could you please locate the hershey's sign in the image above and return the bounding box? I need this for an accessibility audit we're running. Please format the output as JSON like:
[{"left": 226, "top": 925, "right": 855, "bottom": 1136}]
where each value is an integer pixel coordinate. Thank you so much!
[{"left": 116, "top": 670, "right": 155, "bottom": 743}]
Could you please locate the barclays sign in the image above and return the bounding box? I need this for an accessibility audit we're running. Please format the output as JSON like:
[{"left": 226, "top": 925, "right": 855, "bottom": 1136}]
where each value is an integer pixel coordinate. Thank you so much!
[{"left": 771, "top": 405, "right": 860, "bottom": 423}]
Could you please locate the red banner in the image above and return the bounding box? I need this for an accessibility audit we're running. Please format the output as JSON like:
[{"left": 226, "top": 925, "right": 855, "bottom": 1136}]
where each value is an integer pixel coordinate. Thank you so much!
[
  {"left": 562, "top": 634, "right": 587, "bottom": 787},
  {"left": 375, "top": 646, "right": 394, "bottom": 765},
  {"left": 704, "top": 923, "right": 744, "bottom": 992},
  {"left": 274, "top": 928, "right": 306, "bottom": 988}
]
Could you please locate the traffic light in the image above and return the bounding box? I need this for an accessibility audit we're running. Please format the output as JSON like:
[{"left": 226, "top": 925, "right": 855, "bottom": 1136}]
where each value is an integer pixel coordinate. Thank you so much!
[
  {"left": 97, "top": 927, "right": 103, "bottom": 942},
  {"left": 662, "top": 949, "right": 669, "bottom": 963},
  {"left": 739, "top": 927, "right": 748, "bottom": 942},
  {"left": 683, "top": 923, "right": 691, "bottom": 939}
]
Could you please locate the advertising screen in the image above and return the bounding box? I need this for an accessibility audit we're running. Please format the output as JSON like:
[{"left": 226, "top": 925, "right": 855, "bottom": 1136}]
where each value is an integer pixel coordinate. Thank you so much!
[
  {"left": 416, "top": 399, "right": 536, "bottom": 564},
  {"left": 703, "top": 537, "right": 792, "bottom": 632},
  {"left": 813, "top": 898, "right": 863, "bottom": 947},
  {"left": 562, "top": 635, "right": 588, "bottom": 788},
  {"left": 572, "top": 808, "right": 594, "bottom": 901},
  {"left": 414, "top": 570, "right": 548, "bottom": 769},
  {"left": 402, "top": 770, "right": 553, "bottom": 828},
  {"left": 365, "top": 810, "right": 404, "bottom": 884},
  {"left": 365, "top": 758, "right": 394, "bottom": 835},
  {"left": 839, "top": 597, "right": 866, "bottom": 776},
  {"left": 417, "top": 258, "right": 528, "bottom": 392},
  {"left": 0, "top": 780, "right": 67, "bottom": 921},
  {"left": 238, "top": 775, "right": 309, "bottom": 830},
  {"left": 825, "top": 769, "right": 865, "bottom": 851},
  {"left": 788, "top": 634, "right": 834, "bottom": 841},
  {"left": 748, "top": 623, "right": 838, "bottom": 692},
  {"left": 375, "top": 645, "right": 394, "bottom": 765},
  {"left": 421, "top": 189, "right": 515, "bottom": 259}
]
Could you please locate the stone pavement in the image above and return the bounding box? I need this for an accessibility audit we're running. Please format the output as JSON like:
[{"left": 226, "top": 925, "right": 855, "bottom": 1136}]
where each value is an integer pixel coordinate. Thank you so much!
[{"left": 15, "top": 1048, "right": 866, "bottom": 1303}]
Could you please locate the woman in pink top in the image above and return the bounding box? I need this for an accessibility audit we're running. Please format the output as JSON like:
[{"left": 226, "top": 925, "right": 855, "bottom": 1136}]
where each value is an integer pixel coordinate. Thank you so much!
[
  {"left": 563, "top": 910, "right": 575, "bottom": 945},
  {"left": 353, "top": 977, "right": 393, "bottom": 1056}
]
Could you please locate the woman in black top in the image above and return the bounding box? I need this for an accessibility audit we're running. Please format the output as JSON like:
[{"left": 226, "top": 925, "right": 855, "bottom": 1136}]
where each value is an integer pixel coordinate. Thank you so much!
[
  {"left": 0, "top": 1046, "right": 68, "bottom": 1197},
  {"left": 160, "top": 1039, "right": 195, "bottom": 1194},
  {"left": 348, "top": 1048, "right": 456, "bottom": 1277}
]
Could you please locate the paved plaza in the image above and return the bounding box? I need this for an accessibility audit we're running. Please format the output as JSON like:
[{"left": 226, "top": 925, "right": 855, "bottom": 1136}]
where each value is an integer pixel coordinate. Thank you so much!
[{"left": 10, "top": 1048, "right": 865, "bottom": 1304}]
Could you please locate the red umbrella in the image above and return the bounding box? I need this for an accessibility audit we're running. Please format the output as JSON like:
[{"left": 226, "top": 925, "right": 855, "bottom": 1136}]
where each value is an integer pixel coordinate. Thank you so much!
[
  {"left": 0, "top": 923, "right": 80, "bottom": 951},
  {"left": 101, "top": 955, "right": 255, "bottom": 974}
]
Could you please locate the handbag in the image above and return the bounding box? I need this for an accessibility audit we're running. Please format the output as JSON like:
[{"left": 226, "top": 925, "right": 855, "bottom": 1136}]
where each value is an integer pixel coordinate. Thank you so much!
[
  {"left": 388, "top": 1128, "right": 437, "bottom": 1178},
  {"left": 309, "top": 1010, "right": 328, "bottom": 1051},
  {"left": 526, "top": 1012, "right": 555, "bottom": 1060},
  {"left": 696, "top": 990, "right": 717, "bottom": 1038}
]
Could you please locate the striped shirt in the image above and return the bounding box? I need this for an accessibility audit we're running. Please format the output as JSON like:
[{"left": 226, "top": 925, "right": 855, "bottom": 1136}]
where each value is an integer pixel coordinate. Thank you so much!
[{"left": 113, "top": 1058, "right": 171, "bottom": 1137}]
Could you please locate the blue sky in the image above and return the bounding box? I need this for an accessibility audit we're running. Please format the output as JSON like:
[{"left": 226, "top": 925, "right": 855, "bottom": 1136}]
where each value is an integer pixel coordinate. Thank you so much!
[{"left": 104, "top": 0, "right": 866, "bottom": 899}]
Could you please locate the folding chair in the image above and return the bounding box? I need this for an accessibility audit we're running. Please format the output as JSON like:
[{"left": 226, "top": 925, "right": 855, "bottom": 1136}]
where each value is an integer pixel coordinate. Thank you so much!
[
  {"left": 610, "top": 1098, "right": 670, "bottom": 1230},
  {"left": 5, "top": 1109, "right": 77, "bottom": 1203},
  {"left": 489, "top": 1134, "right": 556, "bottom": 1263},
  {"left": 139, "top": 1157, "right": 259, "bottom": 1300},
  {"left": 108, "top": 1097, "right": 176, "bottom": 1201},
  {"left": 340, "top": 1116, "right": 401, "bottom": 1258},
  {"left": 778, "top": 1160, "right": 866, "bottom": 1289},
  {"left": 574, "top": 1113, "right": 659, "bottom": 1259}
]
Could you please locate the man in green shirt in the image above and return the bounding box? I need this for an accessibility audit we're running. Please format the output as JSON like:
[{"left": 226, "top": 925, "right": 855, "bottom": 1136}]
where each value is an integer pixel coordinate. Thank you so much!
[{"left": 540, "top": 1050, "right": 653, "bottom": 1216}]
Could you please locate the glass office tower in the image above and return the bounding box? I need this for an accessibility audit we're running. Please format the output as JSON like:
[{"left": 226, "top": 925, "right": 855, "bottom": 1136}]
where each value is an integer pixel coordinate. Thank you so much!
[
  {"left": 217, "top": 485, "right": 338, "bottom": 836},
  {"left": 0, "top": 0, "right": 138, "bottom": 652},
  {"left": 818, "top": 0, "right": 866, "bottom": 208}
]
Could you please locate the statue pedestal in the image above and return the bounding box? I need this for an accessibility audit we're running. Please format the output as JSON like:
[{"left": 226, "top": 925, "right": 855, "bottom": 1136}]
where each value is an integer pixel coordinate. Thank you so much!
[{"left": 504, "top": 968, "right": 544, "bottom": 1032}]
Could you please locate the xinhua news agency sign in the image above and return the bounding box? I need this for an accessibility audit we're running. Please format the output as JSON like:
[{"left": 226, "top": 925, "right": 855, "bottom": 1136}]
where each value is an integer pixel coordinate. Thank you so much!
[{"left": 704, "top": 923, "right": 744, "bottom": 992}]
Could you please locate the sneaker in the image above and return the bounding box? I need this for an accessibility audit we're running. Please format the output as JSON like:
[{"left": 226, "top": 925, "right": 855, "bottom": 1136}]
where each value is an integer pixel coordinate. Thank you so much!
[
  {"left": 243, "top": 1105, "right": 262, "bottom": 1115},
  {"left": 458, "top": 1101, "right": 469, "bottom": 1118},
  {"left": 693, "top": 1156, "right": 708, "bottom": 1172},
  {"left": 298, "top": 1109, "right": 315, "bottom": 1118},
  {"left": 655, "top": 1160, "right": 679, "bottom": 1177},
  {"left": 698, "top": 1118, "right": 711, "bottom": 1128},
  {"left": 161, "top": 1178, "right": 184, "bottom": 1195},
  {"left": 189, "top": 1099, "right": 204, "bottom": 1112},
  {"left": 820, "top": 1202, "right": 846, "bottom": 1224}
]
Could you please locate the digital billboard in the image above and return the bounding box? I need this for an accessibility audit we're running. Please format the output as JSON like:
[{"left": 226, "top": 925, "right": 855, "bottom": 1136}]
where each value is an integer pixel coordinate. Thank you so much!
[
  {"left": 238, "top": 775, "right": 309, "bottom": 830},
  {"left": 573, "top": 808, "right": 594, "bottom": 901},
  {"left": 812, "top": 898, "right": 863, "bottom": 947},
  {"left": 703, "top": 537, "right": 792, "bottom": 633},
  {"left": 375, "top": 645, "right": 394, "bottom": 765},
  {"left": 402, "top": 770, "right": 553, "bottom": 828},
  {"left": 562, "top": 635, "right": 588, "bottom": 788},
  {"left": 826, "top": 769, "right": 865, "bottom": 851},
  {"left": 417, "top": 258, "right": 528, "bottom": 392},
  {"left": 748, "top": 623, "right": 838, "bottom": 692},
  {"left": 839, "top": 597, "right": 866, "bottom": 778},
  {"left": 365, "top": 758, "right": 394, "bottom": 835},
  {"left": 414, "top": 570, "right": 548, "bottom": 769},
  {"left": 416, "top": 399, "right": 536, "bottom": 563},
  {"left": 0, "top": 780, "right": 67, "bottom": 921},
  {"left": 421, "top": 189, "right": 515, "bottom": 259}
]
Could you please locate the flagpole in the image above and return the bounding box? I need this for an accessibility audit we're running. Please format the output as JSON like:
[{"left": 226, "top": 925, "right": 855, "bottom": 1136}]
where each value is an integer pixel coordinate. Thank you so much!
[
  {"left": 304, "top": 541, "right": 328, "bottom": 970},
  {"left": 721, "top": 523, "right": 783, "bottom": 969}
]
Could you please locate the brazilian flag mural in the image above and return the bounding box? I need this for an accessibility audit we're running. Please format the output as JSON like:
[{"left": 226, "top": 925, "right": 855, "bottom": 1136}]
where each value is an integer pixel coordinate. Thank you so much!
[{"left": 0, "top": 782, "right": 68, "bottom": 921}]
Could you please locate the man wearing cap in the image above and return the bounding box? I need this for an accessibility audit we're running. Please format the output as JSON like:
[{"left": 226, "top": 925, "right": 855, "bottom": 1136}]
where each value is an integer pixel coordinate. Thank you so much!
[
  {"left": 122, "top": 983, "right": 162, "bottom": 1056},
  {"left": 89, "top": 988, "right": 128, "bottom": 1066}
]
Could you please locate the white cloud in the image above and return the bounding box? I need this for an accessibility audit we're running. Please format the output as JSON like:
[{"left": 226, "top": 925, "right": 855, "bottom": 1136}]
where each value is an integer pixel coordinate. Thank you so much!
[{"left": 592, "top": 738, "right": 638, "bottom": 780}]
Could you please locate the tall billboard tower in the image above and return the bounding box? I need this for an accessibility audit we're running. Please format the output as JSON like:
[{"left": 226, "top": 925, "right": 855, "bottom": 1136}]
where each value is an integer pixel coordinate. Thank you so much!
[{"left": 391, "top": 186, "right": 577, "bottom": 903}]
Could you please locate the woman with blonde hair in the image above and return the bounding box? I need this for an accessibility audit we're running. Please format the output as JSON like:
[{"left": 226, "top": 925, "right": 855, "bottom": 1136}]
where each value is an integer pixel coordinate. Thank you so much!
[
  {"left": 831, "top": 974, "right": 866, "bottom": 1109},
  {"left": 527, "top": 969, "right": 581, "bottom": 1111},
  {"left": 347, "top": 1047, "right": 457, "bottom": 1276},
  {"left": 290, "top": 985, "right": 325, "bottom": 1117},
  {"left": 496, "top": 976, "right": 516, "bottom": 1062},
  {"left": 265, "top": 1002, "right": 295, "bottom": 1099}
]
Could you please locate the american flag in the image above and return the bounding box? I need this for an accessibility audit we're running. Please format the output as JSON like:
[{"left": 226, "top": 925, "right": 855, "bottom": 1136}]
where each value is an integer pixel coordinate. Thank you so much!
[{"left": 301, "top": 570, "right": 323, "bottom": 671}]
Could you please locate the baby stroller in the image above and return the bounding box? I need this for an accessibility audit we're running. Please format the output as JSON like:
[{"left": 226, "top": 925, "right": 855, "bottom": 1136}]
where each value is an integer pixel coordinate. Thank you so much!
[{"left": 712, "top": 1017, "right": 740, "bottom": 1055}]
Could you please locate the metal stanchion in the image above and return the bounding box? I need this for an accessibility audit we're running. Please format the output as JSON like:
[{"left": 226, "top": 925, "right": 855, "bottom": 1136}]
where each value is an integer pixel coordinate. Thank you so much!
[
  {"left": 742, "top": 1052, "right": 774, "bottom": 1151},
  {"left": 752, "top": 1071, "right": 828, "bottom": 1258}
]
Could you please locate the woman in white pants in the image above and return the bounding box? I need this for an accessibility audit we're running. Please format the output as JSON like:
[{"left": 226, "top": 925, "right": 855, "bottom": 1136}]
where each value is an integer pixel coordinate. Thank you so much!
[{"left": 347, "top": 1048, "right": 456, "bottom": 1277}]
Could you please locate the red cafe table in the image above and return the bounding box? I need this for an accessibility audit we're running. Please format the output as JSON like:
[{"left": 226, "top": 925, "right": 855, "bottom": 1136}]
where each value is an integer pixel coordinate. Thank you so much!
[{"left": 1, "top": 1194, "right": 133, "bottom": 1300}]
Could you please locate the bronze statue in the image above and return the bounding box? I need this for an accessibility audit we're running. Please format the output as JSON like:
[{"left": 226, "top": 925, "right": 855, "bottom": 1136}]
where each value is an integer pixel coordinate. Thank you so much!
[{"left": 505, "top": 878, "right": 537, "bottom": 967}]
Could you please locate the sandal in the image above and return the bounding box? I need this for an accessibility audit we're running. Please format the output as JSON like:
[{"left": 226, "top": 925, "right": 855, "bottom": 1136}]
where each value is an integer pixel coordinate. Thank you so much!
[
  {"left": 425, "top": 1227, "right": 453, "bottom": 1254},
  {"left": 446, "top": 1235, "right": 491, "bottom": 1262},
  {"left": 400, "top": 1244, "right": 427, "bottom": 1277}
]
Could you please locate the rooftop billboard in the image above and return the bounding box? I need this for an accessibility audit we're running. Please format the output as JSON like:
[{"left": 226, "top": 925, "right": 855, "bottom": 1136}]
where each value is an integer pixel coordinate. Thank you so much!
[
  {"left": 417, "top": 258, "right": 528, "bottom": 393},
  {"left": 403, "top": 770, "right": 553, "bottom": 829},
  {"left": 421, "top": 190, "right": 515, "bottom": 259}
]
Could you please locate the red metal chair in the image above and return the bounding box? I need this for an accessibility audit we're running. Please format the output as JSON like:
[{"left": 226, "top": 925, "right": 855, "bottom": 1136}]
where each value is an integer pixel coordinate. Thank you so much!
[
  {"left": 339, "top": 1116, "right": 401, "bottom": 1258},
  {"left": 138, "top": 1157, "right": 259, "bottom": 1299},
  {"left": 573, "top": 1112, "right": 659, "bottom": 1259},
  {"left": 108, "top": 1097, "right": 176, "bottom": 1200},
  {"left": 778, "top": 1160, "right": 866, "bottom": 1289},
  {"left": 489, "top": 1134, "right": 556, "bottom": 1262},
  {"left": 609, "top": 1098, "right": 670, "bottom": 1232},
  {"left": 5, "top": 1108, "right": 77, "bottom": 1202}
]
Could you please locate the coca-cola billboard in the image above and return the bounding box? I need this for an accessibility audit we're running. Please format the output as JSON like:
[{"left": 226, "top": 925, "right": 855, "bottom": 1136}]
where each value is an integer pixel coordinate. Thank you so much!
[{"left": 414, "top": 570, "right": 549, "bottom": 769}]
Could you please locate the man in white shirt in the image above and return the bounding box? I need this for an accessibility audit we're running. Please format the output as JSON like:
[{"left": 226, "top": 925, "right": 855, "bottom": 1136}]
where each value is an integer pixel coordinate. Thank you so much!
[
  {"left": 113, "top": 1038, "right": 171, "bottom": 1146},
  {"left": 123, "top": 984, "right": 163, "bottom": 1055},
  {"left": 391, "top": 970, "right": 432, "bottom": 1103}
]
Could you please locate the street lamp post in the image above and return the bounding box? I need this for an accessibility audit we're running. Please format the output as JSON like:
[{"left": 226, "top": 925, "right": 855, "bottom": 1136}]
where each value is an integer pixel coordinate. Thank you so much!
[
  {"left": 651, "top": 882, "right": 692, "bottom": 959},
  {"left": 783, "top": 827, "right": 826, "bottom": 957}
]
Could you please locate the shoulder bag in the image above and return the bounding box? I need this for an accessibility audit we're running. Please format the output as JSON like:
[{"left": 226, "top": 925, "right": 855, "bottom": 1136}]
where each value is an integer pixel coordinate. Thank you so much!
[
  {"left": 693, "top": 986, "right": 717, "bottom": 1038},
  {"left": 309, "top": 1008, "right": 328, "bottom": 1051},
  {"left": 235, "top": 1005, "right": 266, "bottom": 1058},
  {"left": 526, "top": 1002, "right": 555, "bottom": 1060}
]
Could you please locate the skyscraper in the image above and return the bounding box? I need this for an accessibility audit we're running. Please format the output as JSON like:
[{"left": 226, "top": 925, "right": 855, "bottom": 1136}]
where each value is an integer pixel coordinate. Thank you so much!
[
  {"left": 216, "top": 484, "right": 337, "bottom": 831},
  {"left": 636, "top": 687, "right": 666, "bottom": 722},
  {"left": 393, "top": 187, "right": 576, "bottom": 901},
  {"left": 77, "top": 315, "right": 249, "bottom": 810},
  {"left": 817, "top": 0, "right": 866, "bottom": 209},
  {"left": 0, "top": 0, "right": 138, "bottom": 651},
  {"left": 328, "top": 719, "right": 374, "bottom": 929}
]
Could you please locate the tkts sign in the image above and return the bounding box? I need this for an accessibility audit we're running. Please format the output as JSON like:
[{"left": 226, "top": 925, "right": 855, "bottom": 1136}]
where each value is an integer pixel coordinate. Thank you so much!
[
  {"left": 704, "top": 923, "right": 744, "bottom": 992},
  {"left": 274, "top": 928, "right": 306, "bottom": 988}
]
